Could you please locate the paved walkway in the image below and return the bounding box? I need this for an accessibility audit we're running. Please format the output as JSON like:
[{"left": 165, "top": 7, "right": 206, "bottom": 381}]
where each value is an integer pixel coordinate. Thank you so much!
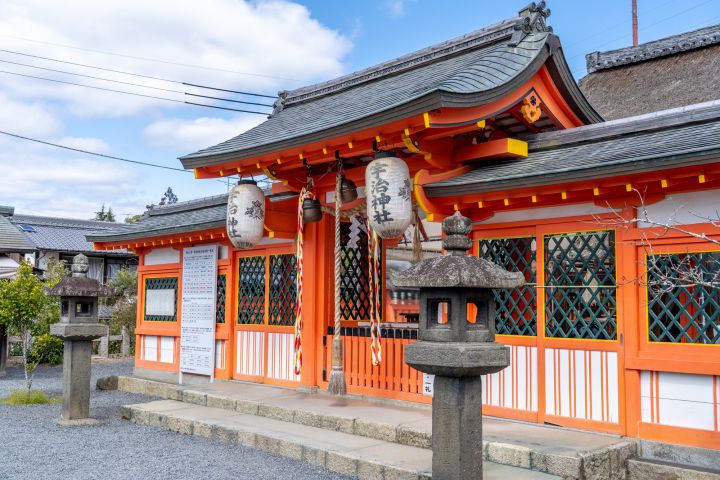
[{"left": 0, "top": 360, "right": 352, "bottom": 480}]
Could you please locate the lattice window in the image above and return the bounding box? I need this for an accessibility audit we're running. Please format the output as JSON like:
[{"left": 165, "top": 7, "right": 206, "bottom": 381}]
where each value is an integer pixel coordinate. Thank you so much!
[
  {"left": 216, "top": 274, "right": 226, "bottom": 324},
  {"left": 268, "top": 254, "right": 297, "bottom": 326},
  {"left": 339, "top": 217, "right": 379, "bottom": 321},
  {"left": 647, "top": 252, "right": 720, "bottom": 344},
  {"left": 544, "top": 231, "right": 617, "bottom": 340},
  {"left": 480, "top": 237, "right": 537, "bottom": 336},
  {"left": 237, "top": 256, "right": 265, "bottom": 324},
  {"left": 144, "top": 277, "right": 178, "bottom": 321}
]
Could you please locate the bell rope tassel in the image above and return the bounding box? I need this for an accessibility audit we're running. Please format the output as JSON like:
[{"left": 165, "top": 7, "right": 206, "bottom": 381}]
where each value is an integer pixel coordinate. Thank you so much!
[
  {"left": 293, "top": 188, "right": 312, "bottom": 375},
  {"left": 328, "top": 173, "right": 347, "bottom": 395},
  {"left": 366, "top": 218, "right": 382, "bottom": 365}
]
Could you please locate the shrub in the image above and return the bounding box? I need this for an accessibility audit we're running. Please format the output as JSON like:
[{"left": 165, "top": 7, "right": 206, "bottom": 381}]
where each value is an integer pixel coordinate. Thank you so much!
[
  {"left": 31, "top": 334, "right": 64, "bottom": 365},
  {"left": 1, "top": 389, "right": 60, "bottom": 405}
]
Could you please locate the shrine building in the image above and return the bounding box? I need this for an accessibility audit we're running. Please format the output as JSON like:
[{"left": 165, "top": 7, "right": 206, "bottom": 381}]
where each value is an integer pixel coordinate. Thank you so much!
[{"left": 89, "top": 4, "right": 720, "bottom": 450}]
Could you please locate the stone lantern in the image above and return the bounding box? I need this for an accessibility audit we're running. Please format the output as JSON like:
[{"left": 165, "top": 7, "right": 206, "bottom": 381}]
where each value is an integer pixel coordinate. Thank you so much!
[
  {"left": 48, "top": 254, "right": 113, "bottom": 424},
  {"left": 391, "top": 212, "right": 524, "bottom": 480}
]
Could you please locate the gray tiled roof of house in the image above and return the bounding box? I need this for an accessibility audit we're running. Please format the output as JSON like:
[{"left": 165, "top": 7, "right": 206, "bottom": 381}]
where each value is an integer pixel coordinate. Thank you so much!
[
  {"left": 8, "top": 214, "right": 132, "bottom": 255},
  {"left": 0, "top": 213, "right": 35, "bottom": 253},
  {"left": 424, "top": 100, "right": 720, "bottom": 197},
  {"left": 180, "top": 4, "right": 601, "bottom": 168},
  {"left": 86, "top": 195, "right": 229, "bottom": 243},
  {"left": 585, "top": 24, "right": 720, "bottom": 73}
]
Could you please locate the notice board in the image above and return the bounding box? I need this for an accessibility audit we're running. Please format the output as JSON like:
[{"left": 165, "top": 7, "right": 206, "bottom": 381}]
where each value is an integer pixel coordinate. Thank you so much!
[{"left": 180, "top": 245, "right": 217, "bottom": 377}]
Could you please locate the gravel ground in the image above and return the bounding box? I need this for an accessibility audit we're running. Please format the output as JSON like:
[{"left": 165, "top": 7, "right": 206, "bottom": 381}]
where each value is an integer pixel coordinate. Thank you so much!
[{"left": 0, "top": 359, "right": 352, "bottom": 480}]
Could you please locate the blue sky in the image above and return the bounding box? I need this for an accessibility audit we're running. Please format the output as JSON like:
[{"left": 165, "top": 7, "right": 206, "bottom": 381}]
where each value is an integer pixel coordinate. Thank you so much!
[{"left": 1, "top": 0, "right": 719, "bottom": 220}]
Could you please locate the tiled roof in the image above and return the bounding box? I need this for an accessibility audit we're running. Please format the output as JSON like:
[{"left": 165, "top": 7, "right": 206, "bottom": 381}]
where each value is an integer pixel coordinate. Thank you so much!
[
  {"left": 585, "top": 24, "right": 720, "bottom": 73},
  {"left": 86, "top": 195, "right": 229, "bottom": 243},
  {"left": 0, "top": 214, "right": 35, "bottom": 253},
  {"left": 8, "top": 214, "right": 132, "bottom": 255},
  {"left": 424, "top": 100, "right": 720, "bottom": 196},
  {"left": 180, "top": 4, "right": 600, "bottom": 168}
]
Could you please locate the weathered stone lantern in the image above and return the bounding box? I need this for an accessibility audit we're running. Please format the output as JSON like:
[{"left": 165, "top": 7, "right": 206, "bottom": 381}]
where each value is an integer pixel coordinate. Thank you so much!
[
  {"left": 391, "top": 212, "right": 524, "bottom": 480},
  {"left": 48, "top": 254, "right": 113, "bottom": 424}
]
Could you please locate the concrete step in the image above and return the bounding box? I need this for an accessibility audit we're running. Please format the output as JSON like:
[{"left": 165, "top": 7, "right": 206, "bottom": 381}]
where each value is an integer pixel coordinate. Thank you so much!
[
  {"left": 627, "top": 458, "right": 720, "bottom": 480},
  {"left": 104, "top": 374, "right": 636, "bottom": 479},
  {"left": 122, "top": 400, "right": 560, "bottom": 480}
]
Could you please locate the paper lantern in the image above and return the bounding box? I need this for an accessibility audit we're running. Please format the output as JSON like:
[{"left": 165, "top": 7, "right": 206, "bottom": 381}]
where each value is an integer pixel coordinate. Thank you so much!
[
  {"left": 227, "top": 180, "right": 265, "bottom": 249},
  {"left": 365, "top": 152, "right": 413, "bottom": 239}
]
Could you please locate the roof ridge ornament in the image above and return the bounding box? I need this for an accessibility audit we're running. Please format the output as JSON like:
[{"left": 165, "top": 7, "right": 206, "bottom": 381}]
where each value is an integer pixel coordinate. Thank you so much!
[
  {"left": 509, "top": 1, "right": 552, "bottom": 47},
  {"left": 270, "top": 91, "right": 289, "bottom": 117}
]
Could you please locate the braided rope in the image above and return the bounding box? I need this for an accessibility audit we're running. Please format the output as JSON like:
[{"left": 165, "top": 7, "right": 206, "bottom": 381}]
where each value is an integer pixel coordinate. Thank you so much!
[
  {"left": 292, "top": 187, "right": 312, "bottom": 375},
  {"left": 328, "top": 172, "right": 346, "bottom": 394},
  {"left": 366, "top": 218, "right": 383, "bottom": 365}
]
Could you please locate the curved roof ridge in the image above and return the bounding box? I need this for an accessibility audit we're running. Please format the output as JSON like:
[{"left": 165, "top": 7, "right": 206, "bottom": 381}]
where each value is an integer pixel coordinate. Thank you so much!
[{"left": 281, "top": 18, "right": 519, "bottom": 107}]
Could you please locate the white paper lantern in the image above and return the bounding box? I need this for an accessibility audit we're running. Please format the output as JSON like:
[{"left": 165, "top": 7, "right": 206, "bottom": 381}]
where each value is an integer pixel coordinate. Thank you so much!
[
  {"left": 227, "top": 180, "right": 265, "bottom": 249},
  {"left": 365, "top": 152, "right": 413, "bottom": 239}
]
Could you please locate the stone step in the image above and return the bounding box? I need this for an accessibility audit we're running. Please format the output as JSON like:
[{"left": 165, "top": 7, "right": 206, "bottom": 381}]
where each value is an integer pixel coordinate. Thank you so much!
[
  {"left": 122, "top": 400, "right": 559, "bottom": 480},
  {"left": 104, "top": 374, "right": 636, "bottom": 480},
  {"left": 639, "top": 440, "right": 720, "bottom": 472},
  {"left": 627, "top": 458, "right": 720, "bottom": 480}
]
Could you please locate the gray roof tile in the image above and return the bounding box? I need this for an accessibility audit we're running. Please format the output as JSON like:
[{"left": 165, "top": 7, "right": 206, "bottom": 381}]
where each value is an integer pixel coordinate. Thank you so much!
[
  {"left": 425, "top": 100, "right": 720, "bottom": 196},
  {"left": 8, "top": 214, "right": 132, "bottom": 255},
  {"left": 0, "top": 215, "right": 35, "bottom": 253}
]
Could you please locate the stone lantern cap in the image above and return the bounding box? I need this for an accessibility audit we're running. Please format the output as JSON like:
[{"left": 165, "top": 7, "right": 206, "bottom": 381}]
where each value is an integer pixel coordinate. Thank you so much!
[
  {"left": 46, "top": 254, "right": 115, "bottom": 298},
  {"left": 390, "top": 212, "right": 525, "bottom": 289}
]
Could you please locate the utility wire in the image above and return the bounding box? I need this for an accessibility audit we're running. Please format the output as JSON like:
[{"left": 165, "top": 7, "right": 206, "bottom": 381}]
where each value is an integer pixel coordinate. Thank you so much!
[
  {"left": 0, "top": 129, "right": 273, "bottom": 186},
  {"left": 0, "top": 47, "right": 278, "bottom": 98},
  {"left": 0, "top": 34, "right": 311, "bottom": 83},
  {"left": 0, "top": 57, "right": 274, "bottom": 107},
  {"left": 0, "top": 69, "right": 270, "bottom": 114}
]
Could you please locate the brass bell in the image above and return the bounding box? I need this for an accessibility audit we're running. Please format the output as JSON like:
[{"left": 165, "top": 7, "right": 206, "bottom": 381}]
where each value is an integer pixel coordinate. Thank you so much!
[
  {"left": 302, "top": 197, "right": 322, "bottom": 223},
  {"left": 339, "top": 175, "right": 358, "bottom": 203}
]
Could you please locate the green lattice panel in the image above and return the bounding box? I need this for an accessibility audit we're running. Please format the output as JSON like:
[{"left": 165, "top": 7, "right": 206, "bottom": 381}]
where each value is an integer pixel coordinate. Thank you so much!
[
  {"left": 269, "top": 254, "right": 297, "bottom": 326},
  {"left": 144, "top": 277, "right": 178, "bottom": 321},
  {"left": 647, "top": 252, "right": 720, "bottom": 344},
  {"left": 216, "top": 274, "right": 226, "bottom": 324},
  {"left": 238, "top": 256, "right": 265, "bottom": 324},
  {"left": 544, "top": 231, "right": 617, "bottom": 340},
  {"left": 339, "top": 218, "right": 380, "bottom": 321},
  {"left": 480, "top": 237, "right": 537, "bottom": 336}
]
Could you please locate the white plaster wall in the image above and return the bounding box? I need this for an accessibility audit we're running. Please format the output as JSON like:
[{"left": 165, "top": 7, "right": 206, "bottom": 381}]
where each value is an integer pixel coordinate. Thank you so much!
[
  {"left": 641, "top": 371, "right": 719, "bottom": 431},
  {"left": 640, "top": 190, "right": 720, "bottom": 227},
  {"left": 144, "top": 247, "right": 180, "bottom": 265},
  {"left": 478, "top": 203, "right": 617, "bottom": 225},
  {"left": 36, "top": 251, "right": 58, "bottom": 271}
]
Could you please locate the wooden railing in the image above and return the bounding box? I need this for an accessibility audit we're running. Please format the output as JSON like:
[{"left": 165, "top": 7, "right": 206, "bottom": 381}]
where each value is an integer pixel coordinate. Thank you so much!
[{"left": 332, "top": 326, "right": 428, "bottom": 402}]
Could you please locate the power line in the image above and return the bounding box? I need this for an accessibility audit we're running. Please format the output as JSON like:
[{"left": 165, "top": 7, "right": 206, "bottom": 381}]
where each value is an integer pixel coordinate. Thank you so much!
[
  {"left": 0, "top": 47, "right": 278, "bottom": 98},
  {"left": 0, "top": 129, "right": 273, "bottom": 186},
  {"left": 0, "top": 34, "right": 311, "bottom": 83},
  {"left": 0, "top": 69, "right": 270, "bottom": 114},
  {"left": 0, "top": 57, "right": 274, "bottom": 107}
]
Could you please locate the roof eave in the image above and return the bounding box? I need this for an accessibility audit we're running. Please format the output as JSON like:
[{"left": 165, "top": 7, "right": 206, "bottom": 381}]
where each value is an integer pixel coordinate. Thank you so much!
[
  {"left": 424, "top": 149, "right": 720, "bottom": 197},
  {"left": 87, "top": 219, "right": 226, "bottom": 244}
]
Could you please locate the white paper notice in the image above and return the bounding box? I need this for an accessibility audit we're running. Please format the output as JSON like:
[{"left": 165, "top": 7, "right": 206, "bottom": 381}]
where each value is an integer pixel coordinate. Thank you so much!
[
  {"left": 180, "top": 245, "right": 218, "bottom": 377},
  {"left": 423, "top": 373, "right": 435, "bottom": 396}
]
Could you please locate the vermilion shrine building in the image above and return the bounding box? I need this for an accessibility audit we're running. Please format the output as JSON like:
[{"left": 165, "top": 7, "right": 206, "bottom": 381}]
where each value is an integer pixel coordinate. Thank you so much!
[{"left": 89, "top": 5, "right": 720, "bottom": 450}]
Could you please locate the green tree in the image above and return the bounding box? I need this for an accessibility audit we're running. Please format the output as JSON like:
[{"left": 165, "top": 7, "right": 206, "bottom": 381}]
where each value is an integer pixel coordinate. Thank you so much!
[
  {"left": 95, "top": 204, "right": 116, "bottom": 222},
  {"left": 106, "top": 268, "right": 138, "bottom": 349},
  {"left": 0, "top": 261, "right": 56, "bottom": 390},
  {"left": 159, "top": 187, "right": 178, "bottom": 206}
]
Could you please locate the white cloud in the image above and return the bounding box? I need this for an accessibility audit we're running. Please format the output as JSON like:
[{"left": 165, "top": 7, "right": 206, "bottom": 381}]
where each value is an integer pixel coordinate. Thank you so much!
[
  {"left": 0, "top": 0, "right": 352, "bottom": 117},
  {"left": 56, "top": 137, "right": 111, "bottom": 154},
  {"left": 383, "top": 0, "right": 411, "bottom": 17},
  {"left": 0, "top": 92, "right": 61, "bottom": 137},
  {"left": 143, "top": 115, "right": 264, "bottom": 152}
]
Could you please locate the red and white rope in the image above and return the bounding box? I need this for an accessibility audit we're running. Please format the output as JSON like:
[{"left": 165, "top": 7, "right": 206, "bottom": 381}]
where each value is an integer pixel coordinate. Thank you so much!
[
  {"left": 366, "top": 217, "right": 383, "bottom": 365},
  {"left": 293, "top": 187, "right": 313, "bottom": 375}
]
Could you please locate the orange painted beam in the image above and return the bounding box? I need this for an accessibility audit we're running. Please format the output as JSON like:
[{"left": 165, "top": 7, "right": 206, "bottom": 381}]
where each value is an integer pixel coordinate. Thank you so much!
[
  {"left": 452, "top": 138, "right": 528, "bottom": 163},
  {"left": 414, "top": 167, "right": 472, "bottom": 221}
]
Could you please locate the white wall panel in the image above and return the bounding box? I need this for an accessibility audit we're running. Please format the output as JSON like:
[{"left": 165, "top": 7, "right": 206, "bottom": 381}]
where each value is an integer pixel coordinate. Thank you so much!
[
  {"left": 143, "top": 335, "right": 157, "bottom": 362},
  {"left": 484, "top": 346, "right": 537, "bottom": 411},
  {"left": 236, "top": 331, "right": 264, "bottom": 377},
  {"left": 160, "top": 336, "right": 174, "bottom": 363},
  {"left": 478, "top": 203, "right": 617, "bottom": 225},
  {"left": 545, "top": 348, "right": 619, "bottom": 424},
  {"left": 144, "top": 247, "right": 180, "bottom": 265}
]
